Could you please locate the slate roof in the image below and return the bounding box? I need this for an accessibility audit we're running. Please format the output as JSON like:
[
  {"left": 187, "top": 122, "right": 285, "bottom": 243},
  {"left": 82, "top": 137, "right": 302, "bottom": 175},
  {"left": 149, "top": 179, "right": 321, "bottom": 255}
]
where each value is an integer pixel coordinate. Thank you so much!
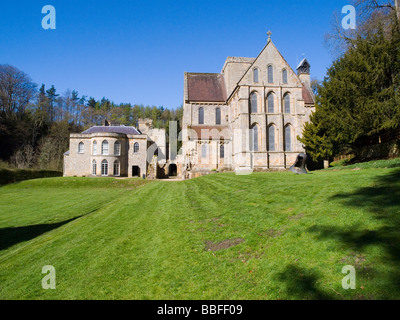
[
  {"left": 82, "top": 126, "right": 141, "bottom": 135},
  {"left": 187, "top": 73, "right": 227, "bottom": 103}
]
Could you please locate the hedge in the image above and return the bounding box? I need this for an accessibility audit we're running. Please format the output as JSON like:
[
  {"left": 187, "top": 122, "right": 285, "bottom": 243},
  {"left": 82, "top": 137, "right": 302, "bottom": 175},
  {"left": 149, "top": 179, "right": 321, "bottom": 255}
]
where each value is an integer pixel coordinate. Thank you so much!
[{"left": 0, "top": 169, "right": 62, "bottom": 186}]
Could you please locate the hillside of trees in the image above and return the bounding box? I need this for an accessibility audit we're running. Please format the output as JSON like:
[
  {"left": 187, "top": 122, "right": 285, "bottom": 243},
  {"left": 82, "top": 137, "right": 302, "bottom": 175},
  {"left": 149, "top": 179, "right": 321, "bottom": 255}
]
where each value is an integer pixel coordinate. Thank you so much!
[{"left": 0, "top": 65, "right": 183, "bottom": 171}]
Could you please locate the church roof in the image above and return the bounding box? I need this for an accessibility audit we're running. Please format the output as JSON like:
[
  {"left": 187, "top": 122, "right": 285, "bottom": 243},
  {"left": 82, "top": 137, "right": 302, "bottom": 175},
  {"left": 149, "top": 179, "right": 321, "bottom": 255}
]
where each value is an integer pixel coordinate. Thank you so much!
[
  {"left": 189, "top": 125, "right": 231, "bottom": 140},
  {"left": 302, "top": 84, "right": 315, "bottom": 105},
  {"left": 82, "top": 126, "right": 141, "bottom": 135},
  {"left": 186, "top": 73, "right": 227, "bottom": 103}
]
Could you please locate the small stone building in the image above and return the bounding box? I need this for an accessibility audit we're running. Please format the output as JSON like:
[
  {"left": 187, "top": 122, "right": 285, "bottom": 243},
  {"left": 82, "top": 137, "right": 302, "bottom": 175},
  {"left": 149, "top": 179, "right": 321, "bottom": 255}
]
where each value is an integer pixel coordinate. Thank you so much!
[
  {"left": 63, "top": 120, "right": 166, "bottom": 178},
  {"left": 179, "top": 35, "right": 315, "bottom": 178}
]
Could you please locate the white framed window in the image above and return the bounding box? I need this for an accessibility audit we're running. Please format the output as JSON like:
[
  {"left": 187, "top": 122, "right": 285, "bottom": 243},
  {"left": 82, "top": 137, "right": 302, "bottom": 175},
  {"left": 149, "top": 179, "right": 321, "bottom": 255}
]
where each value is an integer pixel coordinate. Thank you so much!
[
  {"left": 93, "top": 141, "right": 97, "bottom": 155},
  {"left": 102, "top": 140, "right": 109, "bottom": 155},
  {"left": 113, "top": 160, "right": 120, "bottom": 176},
  {"left": 92, "top": 160, "right": 97, "bottom": 176},
  {"left": 101, "top": 160, "right": 108, "bottom": 176},
  {"left": 78, "top": 142, "right": 84, "bottom": 154},
  {"left": 114, "top": 141, "right": 121, "bottom": 156}
]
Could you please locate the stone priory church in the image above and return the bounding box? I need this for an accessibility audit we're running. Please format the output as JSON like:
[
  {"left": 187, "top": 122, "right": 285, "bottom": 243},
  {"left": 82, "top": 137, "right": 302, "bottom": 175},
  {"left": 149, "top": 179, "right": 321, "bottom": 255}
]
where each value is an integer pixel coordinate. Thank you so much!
[{"left": 179, "top": 33, "right": 315, "bottom": 178}]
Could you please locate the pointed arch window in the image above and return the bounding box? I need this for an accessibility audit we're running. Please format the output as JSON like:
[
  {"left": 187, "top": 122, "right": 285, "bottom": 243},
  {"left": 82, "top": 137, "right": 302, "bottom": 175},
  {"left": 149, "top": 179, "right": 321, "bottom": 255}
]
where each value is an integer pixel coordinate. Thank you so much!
[
  {"left": 220, "top": 144, "right": 225, "bottom": 159},
  {"left": 282, "top": 69, "right": 288, "bottom": 84},
  {"left": 250, "top": 92, "right": 258, "bottom": 113},
  {"left": 268, "top": 125, "right": 276, "bottom": 151},
  {"left": 253, "top": 68, "right": 259, "bottom": 83},
  {"left": 198, "top": 107, "right": 204, "bottom": 125},
  {"left": 267, "top": 93, "right": 274, "bottom": 113},
  {"left": 285, "top": 125, "right": 292, "bottom": 152},
  {"left": 102, "top": 140, "right": 109, "bottom": 155},
  {"left": 268, "top": 65, "right": 274, "bottom": 83},
  {"left": 284, "top": 94, "right": 291, "bottom": 114},
  {"left": 252, "top": 124, "right": 259, "bottom": 152},
  {"left": 134, "top": 142, "right": 139, "bottom": 153},
  {"left": 216, "top": 107, "right": 221, "bottom": 125}
]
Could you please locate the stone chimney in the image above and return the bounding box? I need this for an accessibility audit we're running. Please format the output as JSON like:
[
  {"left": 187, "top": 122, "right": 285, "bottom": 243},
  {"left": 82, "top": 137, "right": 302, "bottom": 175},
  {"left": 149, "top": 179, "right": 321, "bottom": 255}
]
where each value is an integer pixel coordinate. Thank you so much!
[{"left": 297, "top": 58, "right": 311, "bottom": 87}]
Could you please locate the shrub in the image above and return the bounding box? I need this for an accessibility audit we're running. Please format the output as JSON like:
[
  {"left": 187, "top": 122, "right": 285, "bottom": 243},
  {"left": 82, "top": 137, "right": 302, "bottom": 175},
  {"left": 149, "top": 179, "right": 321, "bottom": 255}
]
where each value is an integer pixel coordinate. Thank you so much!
[{"left": 0, "top": 169, "right": 62, "bottom": 186}]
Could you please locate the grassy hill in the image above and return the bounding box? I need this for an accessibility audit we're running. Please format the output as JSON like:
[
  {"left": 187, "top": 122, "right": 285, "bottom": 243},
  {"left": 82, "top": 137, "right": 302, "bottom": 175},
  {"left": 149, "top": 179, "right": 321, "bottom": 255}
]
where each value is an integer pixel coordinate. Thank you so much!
[{"left": 1, "top": 164, "right": 400, "bottom": 299}]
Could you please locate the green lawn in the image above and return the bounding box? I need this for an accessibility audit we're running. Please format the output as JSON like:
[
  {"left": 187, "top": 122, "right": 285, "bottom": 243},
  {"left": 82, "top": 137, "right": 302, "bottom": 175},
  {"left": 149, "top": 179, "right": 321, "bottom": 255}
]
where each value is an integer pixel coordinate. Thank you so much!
[{"left": 1, "top": 166, "right": 400, "bottom": 300}]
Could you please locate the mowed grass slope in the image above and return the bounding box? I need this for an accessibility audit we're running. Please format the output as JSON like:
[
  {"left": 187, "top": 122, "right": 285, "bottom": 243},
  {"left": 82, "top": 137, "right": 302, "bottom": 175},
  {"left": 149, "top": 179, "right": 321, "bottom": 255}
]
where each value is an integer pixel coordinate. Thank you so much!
[{"left": 1, "top": 166, "right": 400, "bottom": 300}]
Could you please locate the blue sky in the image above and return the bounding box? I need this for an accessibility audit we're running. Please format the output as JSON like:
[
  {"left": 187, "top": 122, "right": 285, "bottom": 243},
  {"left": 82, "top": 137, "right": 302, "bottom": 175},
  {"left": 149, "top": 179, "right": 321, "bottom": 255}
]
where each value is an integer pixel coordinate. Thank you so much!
[{"left": 0, "top": 0, "right": 350, "bottom": 109}]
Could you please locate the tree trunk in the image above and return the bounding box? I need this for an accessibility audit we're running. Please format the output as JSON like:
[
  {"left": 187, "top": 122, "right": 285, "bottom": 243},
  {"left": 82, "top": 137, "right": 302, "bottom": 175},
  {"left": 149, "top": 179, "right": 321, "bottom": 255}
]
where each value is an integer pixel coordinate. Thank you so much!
[{"left": 396, "top": 0, "right": 400, "bottom": 20}]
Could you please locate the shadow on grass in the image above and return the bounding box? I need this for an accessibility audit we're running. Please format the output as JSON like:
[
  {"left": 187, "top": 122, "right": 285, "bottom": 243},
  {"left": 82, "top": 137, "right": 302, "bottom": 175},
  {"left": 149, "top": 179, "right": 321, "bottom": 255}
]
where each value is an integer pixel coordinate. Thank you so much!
[
  {"left": 0, "top": 216, "right": 82, "bottom": 251},
  {"left": 307, "top": 168, "right": 400, "bottom": 299},
  {"left": 277, "top": 265, "right": 333, "bottom": 300}
]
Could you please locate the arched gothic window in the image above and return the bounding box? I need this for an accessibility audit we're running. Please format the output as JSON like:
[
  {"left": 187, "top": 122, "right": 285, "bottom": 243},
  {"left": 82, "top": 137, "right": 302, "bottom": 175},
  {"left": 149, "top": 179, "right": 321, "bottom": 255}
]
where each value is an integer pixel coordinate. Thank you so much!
[
  {"left": 198, "top": 107, "right": 204, "bottom": 125},
  {"left": 216, "top": 107, "right": 221, "bottom": 125},
  {"left": 252, "top": 124, "right": 259, "bottom": 152},
  {"left": 253, "top": 68, "right": 259, "bottom": 83},
  {"left": 267, "top": 93, "right": 274, "bottom": 113},
  {"left": 268, "top": 65, "right": 274, "bottom": 83},
  {"left": 250, "top": 93, "right": 258, "bottom": 113},
  {"left": 268, "top": 125, "right": 276, "bottom": 151},
  {"left": 285, "top": 125, "right": 292, "bottom": 151},
  {"left": 134, "top": 142, "right": 139, "bottom": 153},
  {"left": 282, "top": 69, "right": 288, "bottom": 84},
  {"left": 284, "top": 94, "right": 291, "bottom": 114}
]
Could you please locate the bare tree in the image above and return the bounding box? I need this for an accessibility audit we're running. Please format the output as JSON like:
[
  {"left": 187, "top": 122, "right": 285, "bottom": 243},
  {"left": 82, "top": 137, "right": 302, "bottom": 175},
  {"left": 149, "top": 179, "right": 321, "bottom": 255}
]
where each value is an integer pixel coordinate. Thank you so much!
[
  {"left": 325, "top": 0, "right": 398, "bottom": 56},
  {"left": 10, "top": 144, "right": 35, "bottom": 169},
  {"left": 0, "top": 65, "right": 37, "bottom": 119}
]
